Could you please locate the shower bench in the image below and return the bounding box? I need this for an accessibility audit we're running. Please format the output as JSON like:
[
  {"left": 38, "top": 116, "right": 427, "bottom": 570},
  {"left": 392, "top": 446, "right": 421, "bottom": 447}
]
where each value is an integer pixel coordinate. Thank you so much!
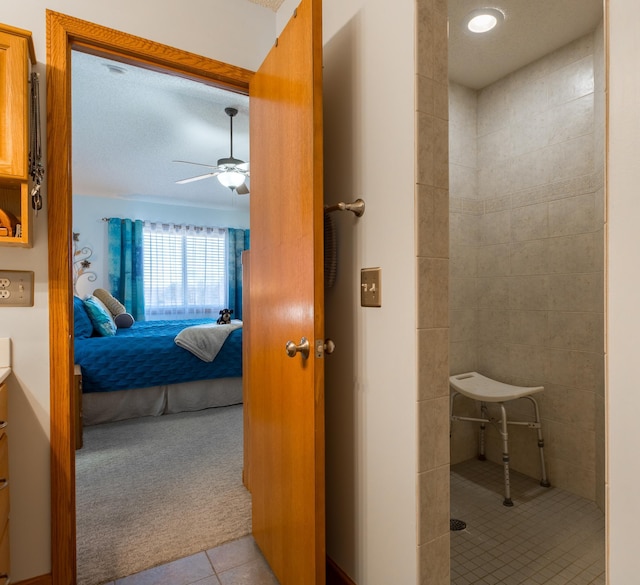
[{"left": 449, "top": 371, "right": 551, "bottom": 506}]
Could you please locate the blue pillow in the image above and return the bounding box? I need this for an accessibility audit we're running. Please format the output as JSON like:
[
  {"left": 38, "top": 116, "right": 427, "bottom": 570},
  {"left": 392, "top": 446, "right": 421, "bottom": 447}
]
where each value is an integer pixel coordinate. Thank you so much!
[
  {"left": 83, "top": 295, "right": 117, "bottom": 337},
  {"left": 73, "top": 296, "right": 94, "bottom": 339}
]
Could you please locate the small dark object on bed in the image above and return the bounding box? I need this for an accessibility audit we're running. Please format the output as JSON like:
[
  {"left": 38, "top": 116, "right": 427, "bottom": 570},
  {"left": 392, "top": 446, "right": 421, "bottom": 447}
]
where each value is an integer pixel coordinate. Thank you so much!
[{"left": 217, "top": 308, "right": 233, "bottom": 324}]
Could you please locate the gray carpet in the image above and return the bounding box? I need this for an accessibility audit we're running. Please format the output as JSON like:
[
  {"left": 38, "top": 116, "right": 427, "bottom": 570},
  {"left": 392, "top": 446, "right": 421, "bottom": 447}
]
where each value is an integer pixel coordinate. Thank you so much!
[{"left": 75, "top": 404, "right": 252, "bottom": 585}]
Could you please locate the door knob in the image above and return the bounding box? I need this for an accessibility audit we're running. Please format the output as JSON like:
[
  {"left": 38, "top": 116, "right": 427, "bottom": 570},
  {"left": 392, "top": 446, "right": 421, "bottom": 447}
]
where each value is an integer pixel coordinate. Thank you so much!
[
  {"left": 286, "top": 337, "right": 310, "bottom": 359},
  {"left": 324, "top": 339, "right": 336, "bottom": 355}
]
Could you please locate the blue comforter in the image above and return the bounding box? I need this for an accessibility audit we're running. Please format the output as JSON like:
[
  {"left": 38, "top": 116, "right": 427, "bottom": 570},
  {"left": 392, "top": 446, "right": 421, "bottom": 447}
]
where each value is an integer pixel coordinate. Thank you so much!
[{"left": 74, "top": 319, "right": 242, "bottom": 393}]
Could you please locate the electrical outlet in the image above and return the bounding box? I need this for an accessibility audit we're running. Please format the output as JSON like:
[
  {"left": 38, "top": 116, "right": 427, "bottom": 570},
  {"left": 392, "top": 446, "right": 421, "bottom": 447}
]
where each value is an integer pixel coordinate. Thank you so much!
[{"left": 0, "top": 270, "right": 34, "bottom": 307}]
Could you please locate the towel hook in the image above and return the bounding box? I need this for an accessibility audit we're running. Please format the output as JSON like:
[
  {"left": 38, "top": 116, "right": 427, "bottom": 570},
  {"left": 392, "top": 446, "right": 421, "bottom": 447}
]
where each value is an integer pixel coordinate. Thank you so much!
[{"left": 324, "top": 198, "right": 365, "bottom": 217}]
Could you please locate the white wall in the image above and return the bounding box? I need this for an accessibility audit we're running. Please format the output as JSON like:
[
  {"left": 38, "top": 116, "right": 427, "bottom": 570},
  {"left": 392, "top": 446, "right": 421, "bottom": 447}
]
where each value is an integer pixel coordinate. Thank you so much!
[
  {"left": 72, "top": 195, "right": 249, "bottom": 298},
  {"left": 323, "top": 1, "right": 418, "bottom": 584},
  {"left": 0, "top": 2, "right": 274, "bottom": 580},
  {"left": 607, "top": 0, "right": 640, "bottom": 580}
]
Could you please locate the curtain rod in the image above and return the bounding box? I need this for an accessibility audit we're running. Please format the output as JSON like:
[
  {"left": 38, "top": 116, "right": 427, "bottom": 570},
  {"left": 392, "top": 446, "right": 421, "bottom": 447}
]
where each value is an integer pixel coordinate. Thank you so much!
[{"left": 101, "top": 218, "right": 247, "bottom": 232}]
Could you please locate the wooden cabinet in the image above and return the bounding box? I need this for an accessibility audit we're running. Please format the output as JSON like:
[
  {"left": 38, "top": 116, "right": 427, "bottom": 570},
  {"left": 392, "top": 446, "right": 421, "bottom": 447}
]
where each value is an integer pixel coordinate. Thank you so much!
[
  {"left": 0, "top": 23, "right": 36, "bottom": 247},
  {"left": 0, "top": 382, "right": 8, "bottom": 584}
]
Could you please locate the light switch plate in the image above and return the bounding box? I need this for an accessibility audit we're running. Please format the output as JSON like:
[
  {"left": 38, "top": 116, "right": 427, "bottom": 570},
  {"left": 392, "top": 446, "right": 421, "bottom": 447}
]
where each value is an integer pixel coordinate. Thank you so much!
[
  {"left": 0, "top": 270, "right": 35, "bottom": 307},
  {"left": 361, "top": 267, "right": 382, "bottom": 307}
]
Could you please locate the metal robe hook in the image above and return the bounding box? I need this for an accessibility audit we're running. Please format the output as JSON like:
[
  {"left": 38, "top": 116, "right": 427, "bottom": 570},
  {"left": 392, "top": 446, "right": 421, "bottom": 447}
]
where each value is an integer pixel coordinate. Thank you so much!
[{"left": 324, "top": 198, "right": 365, "bottom": 217}]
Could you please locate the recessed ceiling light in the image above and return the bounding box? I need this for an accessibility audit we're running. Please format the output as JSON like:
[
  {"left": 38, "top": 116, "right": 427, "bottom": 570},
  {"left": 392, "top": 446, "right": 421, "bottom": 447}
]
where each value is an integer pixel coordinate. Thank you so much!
[{"left": 466, "top": 8, "right": 504, "bottom": 34}]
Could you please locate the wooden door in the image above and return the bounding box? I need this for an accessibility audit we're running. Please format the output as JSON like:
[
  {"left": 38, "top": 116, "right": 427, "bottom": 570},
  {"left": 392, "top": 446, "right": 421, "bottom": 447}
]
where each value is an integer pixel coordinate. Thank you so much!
[{"left": 247, "top": 0, "right": 325, "bottom": 583}]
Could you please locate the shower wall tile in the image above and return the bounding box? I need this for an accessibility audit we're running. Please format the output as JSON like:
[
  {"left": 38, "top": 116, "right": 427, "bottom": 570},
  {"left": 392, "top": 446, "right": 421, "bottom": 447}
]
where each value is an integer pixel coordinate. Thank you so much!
[
  {"left": 508, "top": 275, "right": 549, "bottom": 311},
  {"left": 449, "top": 164, "right": 477, "bottom": 199},
  {"left": 510, "top": 239, "right": 549, "bottom": 275},
  {"left": 481, "top": 210, "right": 511, "bottom": 245},
  {"left": 477, "top": 78, "right": 510, "bottom": 136},
  {"left": 449, "top": 309, "right": 477, "bottom": 343},
  {"left": 477, "top": 128, "right": 512, "bottom": 168},
  {"left": 477, "top": 244, "right": 510, "bottom": 276},
  {"left": 477, "top": 309, "right": 509, "bottom": 343},
  {"left": 477, "top": 164, "right": 513, "bottom": 199},
  {"left": 418, "top": 258, "right": 449, "bottom": 328},
  {"left": 544, "top": 33, "right": 594, "bottom": 76},
  {"left": 548, "top": 272, "right": 603, "bottom": 313},
  {"left": 418, "top": 533, "right": 450, "bottom": 585},
  {"left": 574, "top": 351, "right": 605, "bottom": 394},
  {"left": 543, "top": 383, "right": 597, "bottom": 431},
  {"left": 548, "top": 192, "right": 600, "bottom": 236},
  {"left": 418, "top": 397, "right": 450, "bottom": 472},
  {"left": 548, "top": 231, "right": 604, "bottom": 274},
  {"left": 548, "top": 134, "right": 595, "bottom": 182},
  {"left": 510, "top": 344, "right": 547, "bottom": 383},
  {"left": 477, "top": 276, "right": 510, "bottom": 309},
  {"left": 417, "top": 112, "right": 449, "bottom": 189},
  {"left": 449, "top": 277, "right": 476, "bottom": 310},
  {"left": 417, "top": 74, "right": 448, "bottom": 121},
  {"left": 417, "top": 184, "right": 449, "bottom": 258},
  {"left": 484, "top": 194, "right": 511, "bottom": 213},
  {"left": 548, "top": 93, "right": 594, "bottom": 145},
  {"left": 547, "top": 458, "right": 596, "bottom": 502},
  {"left": 418, "top": 327, "right": 449, "bottom": 401},
  {"left": 449, "top": 245, "right": 477, "bottom": 278},
  {"left": 509, "top": 111, "right": 549, "bottom": 158},
  {"left": 509, "top": 310, "right": 549, "bottom": 347},
  {"left": 449, "top": 341, "right": 477, "bottom": 376},
  {"left": 510, "top": 202, "right": 549, "bottom": 242},
  {"left": 547, "top": 56, "right": 595, "bottom": 107},
  {"left": 418, "top": 465, "right": 450, "bottom": 545}
]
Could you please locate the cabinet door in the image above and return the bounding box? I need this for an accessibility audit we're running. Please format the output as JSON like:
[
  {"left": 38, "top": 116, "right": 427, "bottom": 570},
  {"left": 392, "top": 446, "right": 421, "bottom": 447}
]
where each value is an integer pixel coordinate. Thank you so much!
[{"left": 0, "top": 28, "right": 29, "bottom": 180}]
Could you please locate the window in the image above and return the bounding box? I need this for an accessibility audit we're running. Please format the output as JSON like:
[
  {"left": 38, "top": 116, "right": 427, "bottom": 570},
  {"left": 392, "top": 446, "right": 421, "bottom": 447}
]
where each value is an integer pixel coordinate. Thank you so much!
[{"left": 143, "top": 222, "right": 227, "bottom": 319}]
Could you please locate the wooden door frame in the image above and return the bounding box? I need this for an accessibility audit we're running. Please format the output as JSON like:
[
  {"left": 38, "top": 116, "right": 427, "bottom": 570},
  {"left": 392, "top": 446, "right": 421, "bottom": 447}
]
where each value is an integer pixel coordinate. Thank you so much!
[{"left": 46, "top": 11, "right": 253, "bottom": 584}]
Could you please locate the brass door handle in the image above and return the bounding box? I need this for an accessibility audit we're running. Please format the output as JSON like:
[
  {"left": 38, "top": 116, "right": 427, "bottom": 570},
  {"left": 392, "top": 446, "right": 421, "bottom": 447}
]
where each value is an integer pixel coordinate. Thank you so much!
[{"left": 286, "top": 337, "right": 310, "bottom": 359}]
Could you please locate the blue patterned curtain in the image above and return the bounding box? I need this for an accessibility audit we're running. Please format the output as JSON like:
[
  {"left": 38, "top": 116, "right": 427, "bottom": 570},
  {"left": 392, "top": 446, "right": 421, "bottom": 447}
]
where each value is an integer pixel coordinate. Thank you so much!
[
  {"left": 107, "top": 218, "right": 145, "bottom": 320},
  {"left": 227, "top": 228, "right": 250, "bottom": 320}
]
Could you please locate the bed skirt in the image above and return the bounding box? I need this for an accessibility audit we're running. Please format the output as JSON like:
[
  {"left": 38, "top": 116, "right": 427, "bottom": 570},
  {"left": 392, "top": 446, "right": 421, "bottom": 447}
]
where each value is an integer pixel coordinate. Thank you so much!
[{"left": 82, "top": 377, "right": 243, "bottom": 426}]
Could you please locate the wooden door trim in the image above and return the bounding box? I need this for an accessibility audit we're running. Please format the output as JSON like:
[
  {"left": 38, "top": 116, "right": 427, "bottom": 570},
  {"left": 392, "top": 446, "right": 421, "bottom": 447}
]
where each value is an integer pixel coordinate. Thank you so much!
[{"left": 46, "top": 11, "right": 252, "bottom": 584}]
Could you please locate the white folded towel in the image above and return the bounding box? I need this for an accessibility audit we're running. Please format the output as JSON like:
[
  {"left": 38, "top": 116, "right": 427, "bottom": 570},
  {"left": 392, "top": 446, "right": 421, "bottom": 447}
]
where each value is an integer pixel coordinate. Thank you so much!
[{"left": 174, "top": 320, "right": 242, "bottom": 362}]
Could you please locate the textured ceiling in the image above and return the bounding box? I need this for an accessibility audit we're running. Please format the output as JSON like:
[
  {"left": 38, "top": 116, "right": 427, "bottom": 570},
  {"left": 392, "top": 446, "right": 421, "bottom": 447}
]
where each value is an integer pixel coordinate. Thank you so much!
[
  {"left": 72, "top": 51, "right": 250, "bottom": 210},
  {"left": 72, "top": 0, "right": 604, "bottom": 210}
]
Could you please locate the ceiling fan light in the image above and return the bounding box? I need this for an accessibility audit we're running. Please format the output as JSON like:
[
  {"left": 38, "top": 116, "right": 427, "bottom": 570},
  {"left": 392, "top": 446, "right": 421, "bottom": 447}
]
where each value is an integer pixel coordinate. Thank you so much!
[{"left": 217, "top": 170, "right": 245, "bottom": 190}]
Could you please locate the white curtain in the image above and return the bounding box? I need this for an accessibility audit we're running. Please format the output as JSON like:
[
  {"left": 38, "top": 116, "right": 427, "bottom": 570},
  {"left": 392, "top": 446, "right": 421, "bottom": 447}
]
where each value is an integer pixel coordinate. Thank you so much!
[{"left": 143, "top": 221, "right": 227, "bottom": 320}]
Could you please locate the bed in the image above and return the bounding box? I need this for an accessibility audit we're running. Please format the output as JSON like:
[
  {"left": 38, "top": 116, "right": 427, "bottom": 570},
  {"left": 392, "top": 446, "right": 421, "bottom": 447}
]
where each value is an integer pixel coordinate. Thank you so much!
[{"left": 73, "top": 297, "right": 243, "bottom": 426}]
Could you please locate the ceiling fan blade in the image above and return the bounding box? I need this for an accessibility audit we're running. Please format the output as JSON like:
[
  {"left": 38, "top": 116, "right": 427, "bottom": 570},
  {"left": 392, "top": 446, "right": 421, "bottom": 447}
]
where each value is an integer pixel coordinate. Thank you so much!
[
  {"left": 237, "top": 161, "right": 250, "bottom": 172},
  {"left": 236, "top": 181, "right": 250, "bottom": 195},
  {"left": 173, "top": 159, "right": 220, "bottom": 170},
  {"left": 176, "top": 172, "right": 219, "bottom": 184}
]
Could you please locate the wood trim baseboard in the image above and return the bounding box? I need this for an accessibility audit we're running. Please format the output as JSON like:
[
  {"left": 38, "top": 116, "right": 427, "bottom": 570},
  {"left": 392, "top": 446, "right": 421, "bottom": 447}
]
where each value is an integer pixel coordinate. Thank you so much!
[
  {"left": 14, "top": 574, "right": 53, "bottom": 585},
  {"left": 327, "top": 556, "right": 357, "bottom": 585}
]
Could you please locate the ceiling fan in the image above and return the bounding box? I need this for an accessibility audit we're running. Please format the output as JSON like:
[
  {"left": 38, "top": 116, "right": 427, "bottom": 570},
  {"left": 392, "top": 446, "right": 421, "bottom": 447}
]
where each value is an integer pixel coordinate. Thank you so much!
[{"left": 174, "top": 106, "right": 250, "bottom": 194}]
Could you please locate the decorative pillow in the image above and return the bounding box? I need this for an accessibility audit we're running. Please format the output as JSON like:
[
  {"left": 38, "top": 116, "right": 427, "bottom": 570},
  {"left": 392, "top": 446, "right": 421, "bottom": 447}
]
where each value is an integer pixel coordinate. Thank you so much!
[
  {"left": 93, "top": 288, "right": 127, "bottom": 316},
  {"left": 83, "top": 295, "right": 117, "bottom": 337},
  {"left": 73, "top": 296, "right": 94, "bottom": 339},
  {"left": 114, "top": 312, "right": 135, "bottom": 329}
]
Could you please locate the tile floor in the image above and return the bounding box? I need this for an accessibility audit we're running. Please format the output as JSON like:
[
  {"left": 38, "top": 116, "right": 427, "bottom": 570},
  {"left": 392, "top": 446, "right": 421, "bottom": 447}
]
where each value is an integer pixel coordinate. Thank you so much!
[
  {"left": 451, "top": 459, "right": 606, "bottom": 585},
  {"left": 101, "top": 535, "right": 280, "bottom": 585},
  {"left": 103, "top": 458, "right": 605, "bottom": 585}
]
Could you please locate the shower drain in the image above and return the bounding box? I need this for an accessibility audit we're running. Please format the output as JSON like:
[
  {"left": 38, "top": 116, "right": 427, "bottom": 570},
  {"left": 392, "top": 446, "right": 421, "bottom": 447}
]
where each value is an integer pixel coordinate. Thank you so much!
[{"left": 450, "top": 518, "right": 467, "bottom": 531}]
